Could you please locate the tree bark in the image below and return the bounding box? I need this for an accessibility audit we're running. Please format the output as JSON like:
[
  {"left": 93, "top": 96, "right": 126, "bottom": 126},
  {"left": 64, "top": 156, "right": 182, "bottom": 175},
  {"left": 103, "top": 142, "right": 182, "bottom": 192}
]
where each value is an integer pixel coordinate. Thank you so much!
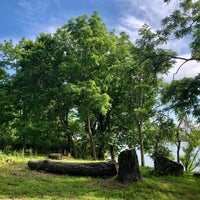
[
  {"left": 176, "top": 138, "right": 181, "bottom": 163},
  {"left": 60, "top": 110, "right": 76, "bottom": 157},
  {"left": 28, "top": 160, "right": 117, "bottom": 177},
  {"left": 87, "top": 115, "right": 97, "bottom": 160},
  {"left": 110, "top": 145, "right": 115, "bottom": 160},
  {"left": 107, "top": 111, "right": 116, "bottom": 160},
  {"left": 138, "top": 122, "right": 145, "bottom": 166},
  {"left": 176, "top": 120, "right": 182, "bottom": 163},
  {"left": 116, "top": 149, "right": 142, "bottom": 183}
]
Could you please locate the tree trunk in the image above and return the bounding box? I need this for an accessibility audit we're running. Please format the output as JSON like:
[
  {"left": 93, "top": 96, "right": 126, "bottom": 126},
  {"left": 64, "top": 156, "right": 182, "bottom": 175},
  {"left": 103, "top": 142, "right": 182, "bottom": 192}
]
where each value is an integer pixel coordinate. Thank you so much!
[
  {"left": 97, "top": 146, "right": 105, "bottom": 160},
  {"left": 87, "top": 115, "right": 97, "bottom": 160},
  {"left": 176, "top": 139, "right": 181, "bottom": 163},
  {"left": 60, "top": 110, "right": 76, "bottom": 157},
  {"left": 117, "top": 149, "right": 142, "bottom": 183},
  {"left": 28, "top": 160, "right": 117, "bottom": 177},
  {"left": 138, "top": 122, "right": 145, "bottom": 166},
  {"left": 110, "top": 145, "right": 115, "bottom": 160},
  {"left": 67, "top": 133, "right": 76, "bottom": 158},
  {"left": 176, "top": 120, "right": 182, "bottom": 163},
  {"left": 22, "top": 135, "right": 27, "bottom": 152},
  {"left": 96, "top": 113, "right": 106, "bottom": 160},
  {"left": 107, "top": 111, "right": 116, "bottom": 160}
]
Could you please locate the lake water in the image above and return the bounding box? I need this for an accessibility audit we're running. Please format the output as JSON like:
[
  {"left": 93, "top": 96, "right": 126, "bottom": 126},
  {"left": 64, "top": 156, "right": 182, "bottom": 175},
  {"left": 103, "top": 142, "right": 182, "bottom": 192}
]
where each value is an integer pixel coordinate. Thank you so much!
[{"left": 136, "top": 142, "right": 200, "bottom": 172}]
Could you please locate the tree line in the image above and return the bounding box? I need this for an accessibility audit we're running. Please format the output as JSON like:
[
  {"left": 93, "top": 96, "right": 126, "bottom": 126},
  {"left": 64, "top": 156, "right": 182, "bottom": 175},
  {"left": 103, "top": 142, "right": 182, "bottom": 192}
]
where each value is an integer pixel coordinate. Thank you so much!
[{"left": 0, "top": 1, "right": 200, "bottom": 169}]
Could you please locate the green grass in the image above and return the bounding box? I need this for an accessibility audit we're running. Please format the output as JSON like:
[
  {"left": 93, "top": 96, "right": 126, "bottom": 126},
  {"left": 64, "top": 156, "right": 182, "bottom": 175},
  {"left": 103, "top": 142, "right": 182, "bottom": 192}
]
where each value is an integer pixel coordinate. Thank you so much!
[{"left": 0, "top": 152, "right": 200, "bottom": 200}]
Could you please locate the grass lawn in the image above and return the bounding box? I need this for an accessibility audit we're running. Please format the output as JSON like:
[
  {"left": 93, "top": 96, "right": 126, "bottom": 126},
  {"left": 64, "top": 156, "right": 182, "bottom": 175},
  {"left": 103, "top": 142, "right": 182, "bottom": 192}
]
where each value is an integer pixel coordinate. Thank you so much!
[{"left": 0, "top": 152, "right": 200, "bottom": 200}]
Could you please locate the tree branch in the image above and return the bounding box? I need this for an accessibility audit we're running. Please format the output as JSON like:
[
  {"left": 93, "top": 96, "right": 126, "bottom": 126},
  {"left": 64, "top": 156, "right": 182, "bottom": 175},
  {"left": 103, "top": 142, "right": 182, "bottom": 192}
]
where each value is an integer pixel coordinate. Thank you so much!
[
  {"left": 172, "top": 60, "right": 188, "bottom": 80},
  {"left": 171, "top": 56, "right": 200, "bottom": 62},
  {"left": 171, "top": 56, "right": 200, "bottom": 80}
]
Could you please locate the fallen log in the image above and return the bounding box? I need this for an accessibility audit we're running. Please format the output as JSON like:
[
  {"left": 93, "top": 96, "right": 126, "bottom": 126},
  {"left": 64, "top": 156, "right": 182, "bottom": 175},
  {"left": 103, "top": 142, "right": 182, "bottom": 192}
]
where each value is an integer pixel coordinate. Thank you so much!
[{"left": 28, "top": 160, "right": 117, "bottom": 177}]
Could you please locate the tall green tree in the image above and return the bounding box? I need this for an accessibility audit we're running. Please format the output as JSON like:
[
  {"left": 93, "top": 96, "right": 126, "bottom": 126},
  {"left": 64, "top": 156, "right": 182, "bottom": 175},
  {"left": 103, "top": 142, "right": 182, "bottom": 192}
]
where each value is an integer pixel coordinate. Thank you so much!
[
  {"left": 123, "top": 24, "right": 175, "bottom": 166},
  {"left": 0, "top": 67, "right": 15, "bottom": 150},
  {"left": 0, "top": 42, "right": 16, "bottom": 150},
  {"left": 56, "top": 11, "right": 115, "bottom": 159},
  {"left": 0, "top": 34, "right": 71, "bottom": 152}
]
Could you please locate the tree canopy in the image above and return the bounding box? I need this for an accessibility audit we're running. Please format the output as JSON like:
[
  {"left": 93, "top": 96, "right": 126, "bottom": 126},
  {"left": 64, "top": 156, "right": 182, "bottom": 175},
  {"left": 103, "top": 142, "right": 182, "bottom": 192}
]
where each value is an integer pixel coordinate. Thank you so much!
[{"left": 0, "top": 9, "right": 199, "bottom": 167}]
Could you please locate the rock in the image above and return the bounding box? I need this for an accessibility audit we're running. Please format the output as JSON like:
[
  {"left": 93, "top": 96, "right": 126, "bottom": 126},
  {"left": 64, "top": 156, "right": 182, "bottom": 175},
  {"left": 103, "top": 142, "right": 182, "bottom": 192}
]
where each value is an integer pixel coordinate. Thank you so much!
[
  {"left": 154, "top": 156, "right": 183, "bottom": 176},
  {"left": 116, "top": 149, "right": 143, "bottom": 183}
]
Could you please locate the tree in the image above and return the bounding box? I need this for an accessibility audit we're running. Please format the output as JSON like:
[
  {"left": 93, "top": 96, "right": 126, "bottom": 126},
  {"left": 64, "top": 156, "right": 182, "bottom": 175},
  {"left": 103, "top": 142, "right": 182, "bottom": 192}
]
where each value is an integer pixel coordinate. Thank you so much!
[
  {"left": 57, "top": 11, "right": 116, "bottom": 159},
  {"left": 0, "top": 12, "right": 116, "bottom": 157},
  {"left": 148, "top": 111, "right": 175, "bottom": 159},
  {"left": 0, "top": 42, "right": 16, "bottom": 150},
  {"left": 0, "top": 68, "right": 15, "bottom": 150},
  {"left": 1, "top": 11, "right": 185, "bottom": 161},
  {"left": 161, "top": 76, "right": 200, "bottom": 162},
  {"left": 9, "top": 34, "right": 66, "bottom": 151},
  {"left": 78, "top": 80, "right": 111, "bottom": 160},
  {"left": 162, "top": 0, "right": 200, "bottom": 60},
  {"left": 122, "top": 24, "right": 175, "bottom": 166},
  {"left": 162, "top": 76, "right": 200, "bottom": 120}
]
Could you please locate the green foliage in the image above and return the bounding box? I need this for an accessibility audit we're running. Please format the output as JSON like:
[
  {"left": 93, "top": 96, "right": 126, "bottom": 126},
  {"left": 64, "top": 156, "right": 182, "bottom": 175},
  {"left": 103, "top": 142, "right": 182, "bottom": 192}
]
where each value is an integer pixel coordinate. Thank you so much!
[
  {"left": 79, "top": 80, "right": 111, "bottom": 116},
  {"left": 147, "top": 111, "right": 176, "bottom": 158},
  {"left": 150, "top": 145, "right": 172, "bottom": 160},
  {"left": 161, "top": 76, "right": 200, "bottom": 120},
  {"left": 162, "top": 0, "right": 200, "bottom": 59},
  {"left": 180, "top": 129, "right": 200, "bottom": 172},
  {"left": 1, "top": 9, "right": 198, "bottom": 164},
  {"left": 120, "top": 24, "right": 175, "bottom": 166}
]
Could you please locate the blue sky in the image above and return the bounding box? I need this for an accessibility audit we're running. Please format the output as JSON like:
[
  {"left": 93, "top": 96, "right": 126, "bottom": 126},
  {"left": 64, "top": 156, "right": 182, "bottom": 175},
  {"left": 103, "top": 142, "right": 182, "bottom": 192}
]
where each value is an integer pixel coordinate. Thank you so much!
[{"left": 1, "top": 0, "right": 199, "bottom": 81}]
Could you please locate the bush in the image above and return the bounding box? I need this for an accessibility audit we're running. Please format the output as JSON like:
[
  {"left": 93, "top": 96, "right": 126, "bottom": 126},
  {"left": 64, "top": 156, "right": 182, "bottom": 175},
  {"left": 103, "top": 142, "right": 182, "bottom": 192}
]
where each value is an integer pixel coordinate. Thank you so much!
[{"left": 150, "top": 145, "right": 172, "bottom": 160}]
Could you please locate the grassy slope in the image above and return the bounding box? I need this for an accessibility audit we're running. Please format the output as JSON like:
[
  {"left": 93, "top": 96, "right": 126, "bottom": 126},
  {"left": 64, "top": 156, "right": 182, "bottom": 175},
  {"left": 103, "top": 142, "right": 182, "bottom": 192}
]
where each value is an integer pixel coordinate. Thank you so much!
[{"left": 0, "top": 153, "right": 200, "bottom": 200}]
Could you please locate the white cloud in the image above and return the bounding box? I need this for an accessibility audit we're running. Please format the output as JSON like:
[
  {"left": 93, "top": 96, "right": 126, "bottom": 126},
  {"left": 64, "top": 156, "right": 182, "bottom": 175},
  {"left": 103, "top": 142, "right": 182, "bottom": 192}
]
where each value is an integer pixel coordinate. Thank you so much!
[
  {"left": 115, "top": 15, "right": 146, "bottom": 41},
  {"left": 160, "top": 36, "right": 191, "bottom": 55},
  {"left": 121, "top": 15, "right": 145, "bottom": 30},
  {"left": 114, "top": 0, "right": 197, "bottom": 82},
  {"left": 116, "top": 0, "right": 178, "bottom": 27},
  {"left": 44, "top": 25, "right": 59, "bottom": 34},
  {"left": 114, "top": 0, "right": 179, "bottom": 44}
]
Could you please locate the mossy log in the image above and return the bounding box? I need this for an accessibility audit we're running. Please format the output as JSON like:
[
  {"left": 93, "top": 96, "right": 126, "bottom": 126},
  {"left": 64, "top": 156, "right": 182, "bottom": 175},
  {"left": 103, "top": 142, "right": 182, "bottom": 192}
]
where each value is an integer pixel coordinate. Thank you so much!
[{"left": 28, "top": 160, "right": 117, "bottom": 177}]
